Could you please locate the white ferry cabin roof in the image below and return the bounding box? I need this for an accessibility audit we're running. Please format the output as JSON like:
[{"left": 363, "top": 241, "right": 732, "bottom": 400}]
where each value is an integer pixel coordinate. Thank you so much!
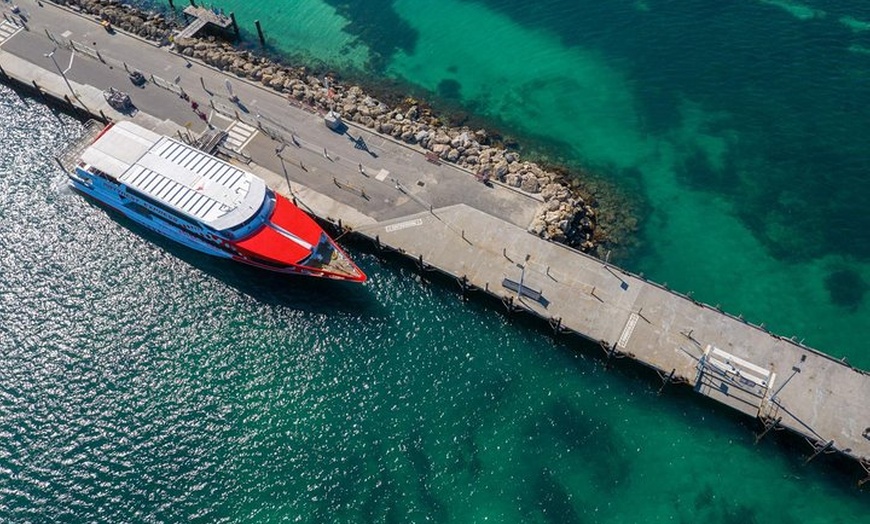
[{"left": 80, "top": 121, "right": 266, "bottom": 231}]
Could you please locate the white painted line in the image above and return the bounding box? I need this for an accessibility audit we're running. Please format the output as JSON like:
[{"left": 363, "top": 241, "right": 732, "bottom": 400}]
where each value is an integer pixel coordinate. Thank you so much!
[
  {"left": 0, "top": 21, "right": 22, "bottom": 46},
  {"left": 385, "top": 218, "right": 423, "bottom": 233},
  {"left": 226, "top": 120, "right": 259, "bottom": 151},
  {"left": 235, "top": 121, "right": 257, "bottom": 133},
  {"left": 617, "top": 313, "right": 639, "bottom": 350},
  {"left": 227, "top": 130, "right": 247, "bottom": 141},
  {"left": 375, "top": 169, "right": 389, "bottom": 182}
]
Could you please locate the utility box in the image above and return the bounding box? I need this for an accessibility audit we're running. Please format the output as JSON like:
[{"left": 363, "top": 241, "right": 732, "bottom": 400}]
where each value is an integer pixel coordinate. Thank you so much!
[{"left": 324, "top": 110, "right": 343, "bottom": 132}]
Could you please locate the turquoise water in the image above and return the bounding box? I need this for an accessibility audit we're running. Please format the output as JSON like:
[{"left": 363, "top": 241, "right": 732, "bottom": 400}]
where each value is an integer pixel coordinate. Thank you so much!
[{"left": 2, "top": 0, "right": 870, "bottom": 521}]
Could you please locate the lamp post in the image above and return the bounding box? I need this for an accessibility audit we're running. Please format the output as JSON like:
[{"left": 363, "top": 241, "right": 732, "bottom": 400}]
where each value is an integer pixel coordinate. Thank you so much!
[
  {"left": 44, "top": 48, "right": 75, "bottom": 99},
  {"left": 517, "top": 254, "right": 530, "bottom": 300}
]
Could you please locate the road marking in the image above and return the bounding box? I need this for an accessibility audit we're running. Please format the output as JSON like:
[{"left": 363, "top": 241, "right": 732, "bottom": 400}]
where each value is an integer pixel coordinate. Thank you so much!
[
  {"left": 385, "top": 218, "right": 423, "bottom": 233},
  {"left": 375, "top": 169, "right": 390, "bottom": 182},
  {"left": 224, "top": 120, "right": 258, "bottom": 151},
  {"left": 616, "top": 313, "right": 639, "bottom": 350},
  {"left": 0, "top": 20, "right": 22, "bottom": 46}
]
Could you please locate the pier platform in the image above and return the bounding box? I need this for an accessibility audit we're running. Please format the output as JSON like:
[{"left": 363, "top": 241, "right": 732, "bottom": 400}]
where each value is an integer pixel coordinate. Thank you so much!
[
  {"left": 178, "top": 5, "right": 236, "bottom": 41},
  {"left": 3, "top": 0, "right": 868, "bottom": 480}
]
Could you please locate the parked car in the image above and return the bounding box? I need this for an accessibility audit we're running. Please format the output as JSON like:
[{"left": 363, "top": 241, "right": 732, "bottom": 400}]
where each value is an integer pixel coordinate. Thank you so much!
[{"left": 129, "top": 70, "right": 146, "bottom": 87}]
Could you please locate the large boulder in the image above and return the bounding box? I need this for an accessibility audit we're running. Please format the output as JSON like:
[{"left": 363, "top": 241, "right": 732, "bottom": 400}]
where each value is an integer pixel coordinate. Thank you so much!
[
  {"left": 520, "top": 174, "right": 540, "bottom": 193},
  {"left": 493, "top": 161, "right": 510, "bottom": 179}
]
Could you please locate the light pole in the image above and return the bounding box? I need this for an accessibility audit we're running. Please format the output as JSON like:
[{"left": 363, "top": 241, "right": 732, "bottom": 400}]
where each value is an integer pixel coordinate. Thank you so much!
[
  {"left": 44, "top": 48, "right": 75, "bottom": 99},
  {"left": 517, "top": 254, "right": 530, "bottom": 300}
]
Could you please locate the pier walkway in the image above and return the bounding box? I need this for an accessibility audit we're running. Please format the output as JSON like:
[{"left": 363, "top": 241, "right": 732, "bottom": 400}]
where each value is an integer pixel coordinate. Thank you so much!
[{"left": 3, "top": 0, "right": 868, "bottom": 478}]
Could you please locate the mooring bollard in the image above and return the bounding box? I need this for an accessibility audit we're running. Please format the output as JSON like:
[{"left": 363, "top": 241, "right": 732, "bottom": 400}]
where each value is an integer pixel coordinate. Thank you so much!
[{"left": 637, "top": 307, "right": 650, "bottom": 323}]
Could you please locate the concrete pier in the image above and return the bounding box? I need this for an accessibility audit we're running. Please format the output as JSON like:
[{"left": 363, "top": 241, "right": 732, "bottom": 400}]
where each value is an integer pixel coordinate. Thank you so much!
[{"left": 3, "top": 0, "right": 869, "bottom": 479}]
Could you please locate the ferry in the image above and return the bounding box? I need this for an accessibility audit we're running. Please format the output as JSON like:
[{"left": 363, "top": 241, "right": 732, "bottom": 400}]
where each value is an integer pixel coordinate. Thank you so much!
[{"left": 66, "top": 121, "right": 366, "bottom": 282}]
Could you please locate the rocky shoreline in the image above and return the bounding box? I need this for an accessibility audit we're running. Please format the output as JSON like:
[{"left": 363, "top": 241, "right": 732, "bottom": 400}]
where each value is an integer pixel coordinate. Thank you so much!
[{"left": 54, "top": 0, "right": 637, "bottom": 257}]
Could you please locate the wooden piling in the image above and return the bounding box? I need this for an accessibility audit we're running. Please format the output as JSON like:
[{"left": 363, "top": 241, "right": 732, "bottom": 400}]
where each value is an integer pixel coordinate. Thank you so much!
[
  {"left": 858, "top": 460, "right": 870, "bottom": 488},
  {"left": 657, "top": 368, "right": 675, "bottom": 396},
  {"left": 549, "top": 316, "right": 563, "bottom": 335},
  {"left": 255, "top": 20, "right": 265, "bottom": 46},
  {"left": 805, "top": 440, "right": 835, "bottom": 464},
  {"left": 230, "top": 13, "right": 239, "bottom": 39},
  {"left": 754, "top": 417, "right": 782, "bottom": 444}
]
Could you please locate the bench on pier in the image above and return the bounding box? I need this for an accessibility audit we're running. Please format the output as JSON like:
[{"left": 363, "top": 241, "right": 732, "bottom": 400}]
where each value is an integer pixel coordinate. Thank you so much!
[
  {"left": 425, "top": 151, "right": 442, "bottom": 165},
  {"left": 502, "top": 278, "right": 543, "bottom": 302}
]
